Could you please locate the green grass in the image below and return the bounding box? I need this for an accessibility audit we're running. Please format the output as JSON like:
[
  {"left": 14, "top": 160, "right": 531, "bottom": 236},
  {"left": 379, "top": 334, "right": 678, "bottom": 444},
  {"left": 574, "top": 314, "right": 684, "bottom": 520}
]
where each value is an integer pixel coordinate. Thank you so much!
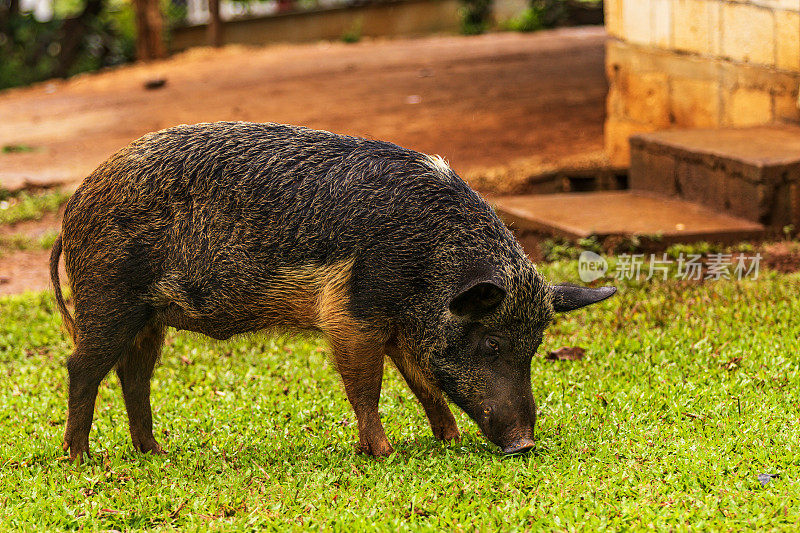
[
  {"left": 0, "top": 189, "right": 71, "bottom": 226},
  {"left": 1, "top": 144, "right": 38, "bottom": 154},
  {"left": 0, "top": 229, "right": 60, "bottom": 256},
  {"left": 1, "top": 263, "right": 799, "bottom": 530}
]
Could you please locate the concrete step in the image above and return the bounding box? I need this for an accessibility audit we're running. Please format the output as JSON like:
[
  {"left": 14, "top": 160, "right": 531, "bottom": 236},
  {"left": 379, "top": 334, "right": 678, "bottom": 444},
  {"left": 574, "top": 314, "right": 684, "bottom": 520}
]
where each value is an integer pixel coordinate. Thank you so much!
[
  {"left": 630, "top": 126, "right": 800, "bottom": 229},
  {"left": 493, "top": 191, "right": 765, "bottom": 244}
]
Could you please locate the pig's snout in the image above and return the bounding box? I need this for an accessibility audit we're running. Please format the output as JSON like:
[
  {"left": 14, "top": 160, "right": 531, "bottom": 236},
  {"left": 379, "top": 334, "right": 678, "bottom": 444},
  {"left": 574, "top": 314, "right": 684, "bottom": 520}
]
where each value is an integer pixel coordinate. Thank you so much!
[
  {"left": 478, "top": 397, "right": 536, "bottom": 455},
  {"left": 501, "top": 436, "right": 535, "bottom": 455}
]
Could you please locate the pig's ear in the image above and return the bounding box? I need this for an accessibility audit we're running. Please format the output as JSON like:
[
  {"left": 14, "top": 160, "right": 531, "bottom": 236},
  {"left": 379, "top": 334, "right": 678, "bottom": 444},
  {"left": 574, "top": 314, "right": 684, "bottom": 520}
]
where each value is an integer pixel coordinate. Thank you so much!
[
  {"left": 449, "top": 280, "right": 506, "bottom": 318},
  {"left": 551, "top": 283, "right": 616, "bottom": 313}
]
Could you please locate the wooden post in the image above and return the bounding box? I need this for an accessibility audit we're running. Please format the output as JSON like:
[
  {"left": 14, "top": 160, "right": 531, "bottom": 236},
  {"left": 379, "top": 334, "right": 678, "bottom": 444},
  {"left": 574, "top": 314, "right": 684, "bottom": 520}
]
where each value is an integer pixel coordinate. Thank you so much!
[
  {"left": 207, "top": 0, "right": 222, "bottom": 47},
  {"left": 134, "top": 0, "right": 166, "bottom": 60}
]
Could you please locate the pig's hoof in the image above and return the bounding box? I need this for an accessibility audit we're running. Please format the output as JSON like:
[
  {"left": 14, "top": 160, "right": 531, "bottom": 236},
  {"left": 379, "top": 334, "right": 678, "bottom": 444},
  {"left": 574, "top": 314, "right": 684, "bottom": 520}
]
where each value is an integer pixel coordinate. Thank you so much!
[
  {"left": 357, "top": 440, "right": 394, "bottom": 457},
  {"left": 62, "top": 437, "right": 90, "bottom": 464},
  {"left": 433, "top": 424, "right": 461, "bottom": 443},
  {"left": 134, "top": 438, "right": 166, "bottom": 455}
]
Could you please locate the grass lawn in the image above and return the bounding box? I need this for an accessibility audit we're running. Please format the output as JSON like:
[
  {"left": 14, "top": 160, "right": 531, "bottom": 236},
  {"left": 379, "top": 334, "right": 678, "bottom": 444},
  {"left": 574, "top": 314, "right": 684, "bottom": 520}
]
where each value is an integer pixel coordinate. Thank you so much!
[
  {"left": 0, "top": 189, "right": 71, "bottom": 226},
  {"left": 0, "top": 262, "right": 798, "bottom": 530}
]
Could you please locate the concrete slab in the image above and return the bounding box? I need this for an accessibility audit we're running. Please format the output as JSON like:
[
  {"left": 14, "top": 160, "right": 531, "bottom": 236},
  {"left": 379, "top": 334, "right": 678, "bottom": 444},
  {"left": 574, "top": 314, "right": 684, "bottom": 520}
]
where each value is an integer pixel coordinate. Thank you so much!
[
  {"left": 630, "top": 126, "right": 800, "bottom": 227},
  {"left": 631, "top": 126, "right": 800, "bottom": 168},
  {"left": 493, "top": 191, "right": 765, "bottom": 243}
]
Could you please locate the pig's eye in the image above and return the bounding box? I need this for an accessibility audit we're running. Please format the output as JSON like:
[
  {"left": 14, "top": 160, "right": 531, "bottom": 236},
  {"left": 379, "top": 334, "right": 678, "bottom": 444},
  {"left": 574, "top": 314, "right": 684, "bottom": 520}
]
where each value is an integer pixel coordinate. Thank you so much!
[{"left": 484, "top": 337, "right": 500, "bottom": 353}]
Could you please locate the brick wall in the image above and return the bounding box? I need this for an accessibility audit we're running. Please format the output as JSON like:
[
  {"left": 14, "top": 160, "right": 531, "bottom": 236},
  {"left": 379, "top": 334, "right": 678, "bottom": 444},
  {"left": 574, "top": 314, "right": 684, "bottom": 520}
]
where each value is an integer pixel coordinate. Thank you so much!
[{"left": 605, "top": 0, "right": 800, "bottom": 165}]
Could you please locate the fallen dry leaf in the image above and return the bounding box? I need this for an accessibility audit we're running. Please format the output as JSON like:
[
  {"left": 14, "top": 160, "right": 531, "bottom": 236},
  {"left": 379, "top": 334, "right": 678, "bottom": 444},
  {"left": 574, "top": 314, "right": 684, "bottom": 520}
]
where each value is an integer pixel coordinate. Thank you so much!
[
  {"left": 758, "top": 473, "right": 780, "bottom": 487},
  {"left": 546, "top": 347, "right": 585, "bottom": 361},
  {"left": 722, "top": 357, "right": 742, "bottom": 371},
  {"left": 144, "top": 78, "right": 167, "bottom": 90}
]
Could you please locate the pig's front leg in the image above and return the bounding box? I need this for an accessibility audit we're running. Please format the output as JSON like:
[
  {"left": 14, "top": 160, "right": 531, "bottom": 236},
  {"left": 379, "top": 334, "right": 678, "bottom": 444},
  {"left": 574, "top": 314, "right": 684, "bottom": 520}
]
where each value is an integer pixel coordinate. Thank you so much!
[
  {"left": 388, "top": 352, "right": 460, "bottom": 443},
  {"left": 331, "top": 337, "right": 393, "bottom": 457}
]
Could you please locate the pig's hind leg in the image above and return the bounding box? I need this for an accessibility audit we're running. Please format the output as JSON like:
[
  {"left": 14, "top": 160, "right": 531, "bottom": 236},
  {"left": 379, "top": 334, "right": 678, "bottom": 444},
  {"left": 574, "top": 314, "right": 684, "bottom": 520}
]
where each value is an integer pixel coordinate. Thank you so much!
[
  {"left": 115, "top": 320, "right": 166, "bottom": 454},
  {"left": 63, "top": 300, "right": 154, "bottom": 463}
]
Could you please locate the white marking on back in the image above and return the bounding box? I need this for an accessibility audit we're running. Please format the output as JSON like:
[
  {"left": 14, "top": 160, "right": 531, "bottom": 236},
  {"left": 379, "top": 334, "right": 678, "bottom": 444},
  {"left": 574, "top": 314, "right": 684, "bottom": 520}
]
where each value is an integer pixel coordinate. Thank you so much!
[{"left": 426, "top": 154, "right": 451, "bottom": 174}]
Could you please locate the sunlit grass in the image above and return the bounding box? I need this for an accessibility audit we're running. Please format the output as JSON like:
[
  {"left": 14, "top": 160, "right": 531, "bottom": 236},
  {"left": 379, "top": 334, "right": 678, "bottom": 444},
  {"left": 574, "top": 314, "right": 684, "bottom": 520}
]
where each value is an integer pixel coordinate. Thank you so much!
[
  {"left": 0, "top": 189, "right": 71, "bottom": 226},
  {"left": 0, "top": 229, "right": 60, "bottom": 256}
]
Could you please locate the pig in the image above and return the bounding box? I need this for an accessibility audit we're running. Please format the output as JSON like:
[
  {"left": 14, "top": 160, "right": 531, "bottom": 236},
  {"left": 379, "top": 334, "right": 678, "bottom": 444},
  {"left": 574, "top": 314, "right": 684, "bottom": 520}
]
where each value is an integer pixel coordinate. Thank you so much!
[{"left": 50, "top": 122, "right": 615, "bottom": 462}]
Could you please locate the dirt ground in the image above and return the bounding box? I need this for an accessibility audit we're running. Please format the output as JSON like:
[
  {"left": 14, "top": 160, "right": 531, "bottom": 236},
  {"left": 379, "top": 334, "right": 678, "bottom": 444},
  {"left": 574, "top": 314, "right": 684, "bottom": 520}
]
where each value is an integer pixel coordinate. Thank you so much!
[{"left": 0, "top": 27, "right": 608, "bottom": 294}]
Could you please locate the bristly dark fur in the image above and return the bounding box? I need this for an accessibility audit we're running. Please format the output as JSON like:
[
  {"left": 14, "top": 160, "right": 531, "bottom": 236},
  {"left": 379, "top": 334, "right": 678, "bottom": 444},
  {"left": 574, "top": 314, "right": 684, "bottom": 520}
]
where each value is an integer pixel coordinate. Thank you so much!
[
  {"left": 61, "top": 121, "right": 551, "bottom": 350},
  {"left": 53, "top": 121, "right": 556, "bottom": 461}
]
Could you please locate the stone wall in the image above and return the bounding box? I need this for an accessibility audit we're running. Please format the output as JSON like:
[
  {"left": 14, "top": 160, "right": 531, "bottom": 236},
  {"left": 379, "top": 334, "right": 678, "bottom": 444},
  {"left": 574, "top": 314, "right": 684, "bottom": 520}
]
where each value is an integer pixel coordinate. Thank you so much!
[
  {"left": 605, "top": 0, "right": 800, "bottom": 166},
  {"left": 172, "top": 0, "right": 462, "bottom": 50}
]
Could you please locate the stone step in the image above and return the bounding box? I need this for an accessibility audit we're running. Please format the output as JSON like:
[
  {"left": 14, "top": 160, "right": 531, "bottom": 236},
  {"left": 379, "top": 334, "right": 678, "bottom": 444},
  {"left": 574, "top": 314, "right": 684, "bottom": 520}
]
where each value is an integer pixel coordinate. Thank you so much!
[
  {"left": 493, "top": 191, "right": 765, "bottom": 244},
  {"left": 630, "top": 126, "right": 800, "bottom": 229}
]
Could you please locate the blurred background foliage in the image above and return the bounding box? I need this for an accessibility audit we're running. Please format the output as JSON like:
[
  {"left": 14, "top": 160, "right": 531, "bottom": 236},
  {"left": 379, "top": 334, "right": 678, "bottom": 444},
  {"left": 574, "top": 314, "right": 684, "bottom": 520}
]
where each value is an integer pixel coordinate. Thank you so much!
[
  {"left": 0, "top": 0, "right": 190, "bottom": 90},
  {"left": 462, "top": 0, "right": 601, "bottom": 35},
  {"left": 1, "top": 0, "right": 136, "bottom": 89}
]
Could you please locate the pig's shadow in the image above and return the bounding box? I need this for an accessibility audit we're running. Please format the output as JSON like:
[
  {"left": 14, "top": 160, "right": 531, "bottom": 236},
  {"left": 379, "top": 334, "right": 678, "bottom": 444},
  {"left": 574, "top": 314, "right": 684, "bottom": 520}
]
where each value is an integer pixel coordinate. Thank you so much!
[{"left": 162, "top": 435, "right": 537, "bottom": 468}]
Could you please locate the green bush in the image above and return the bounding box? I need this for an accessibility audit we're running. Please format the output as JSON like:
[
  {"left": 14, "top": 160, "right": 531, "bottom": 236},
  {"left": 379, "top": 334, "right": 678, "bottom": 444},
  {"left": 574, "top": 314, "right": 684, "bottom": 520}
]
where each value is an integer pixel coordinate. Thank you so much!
[
  {"left": 459, "top": 0, "right": 492, "bottom": 35},
  {"left": 0, "top": 0, "right": 136, "bottom": 91},
  {"left": 340, "top": 16, "right": 363, "bottom": 43},
  {"left": 503, "top": 7, "right": 544, "bottom": 32},
  {"left": 499, "top": 0, "right": 597, "bottom": 34}
]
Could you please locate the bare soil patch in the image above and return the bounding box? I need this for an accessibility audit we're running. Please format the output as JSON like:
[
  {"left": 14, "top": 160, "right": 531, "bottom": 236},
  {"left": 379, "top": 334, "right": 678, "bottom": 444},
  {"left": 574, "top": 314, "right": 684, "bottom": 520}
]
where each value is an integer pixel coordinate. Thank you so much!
[
  {"left": 762, "top": 242, "right": 800, "bottom": 273},
  {"left": 0, "top": 249, "right": 63, "bottom": 295},
  {"left": 0, "top": 28, "right": 607, "bottom": 192}
]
